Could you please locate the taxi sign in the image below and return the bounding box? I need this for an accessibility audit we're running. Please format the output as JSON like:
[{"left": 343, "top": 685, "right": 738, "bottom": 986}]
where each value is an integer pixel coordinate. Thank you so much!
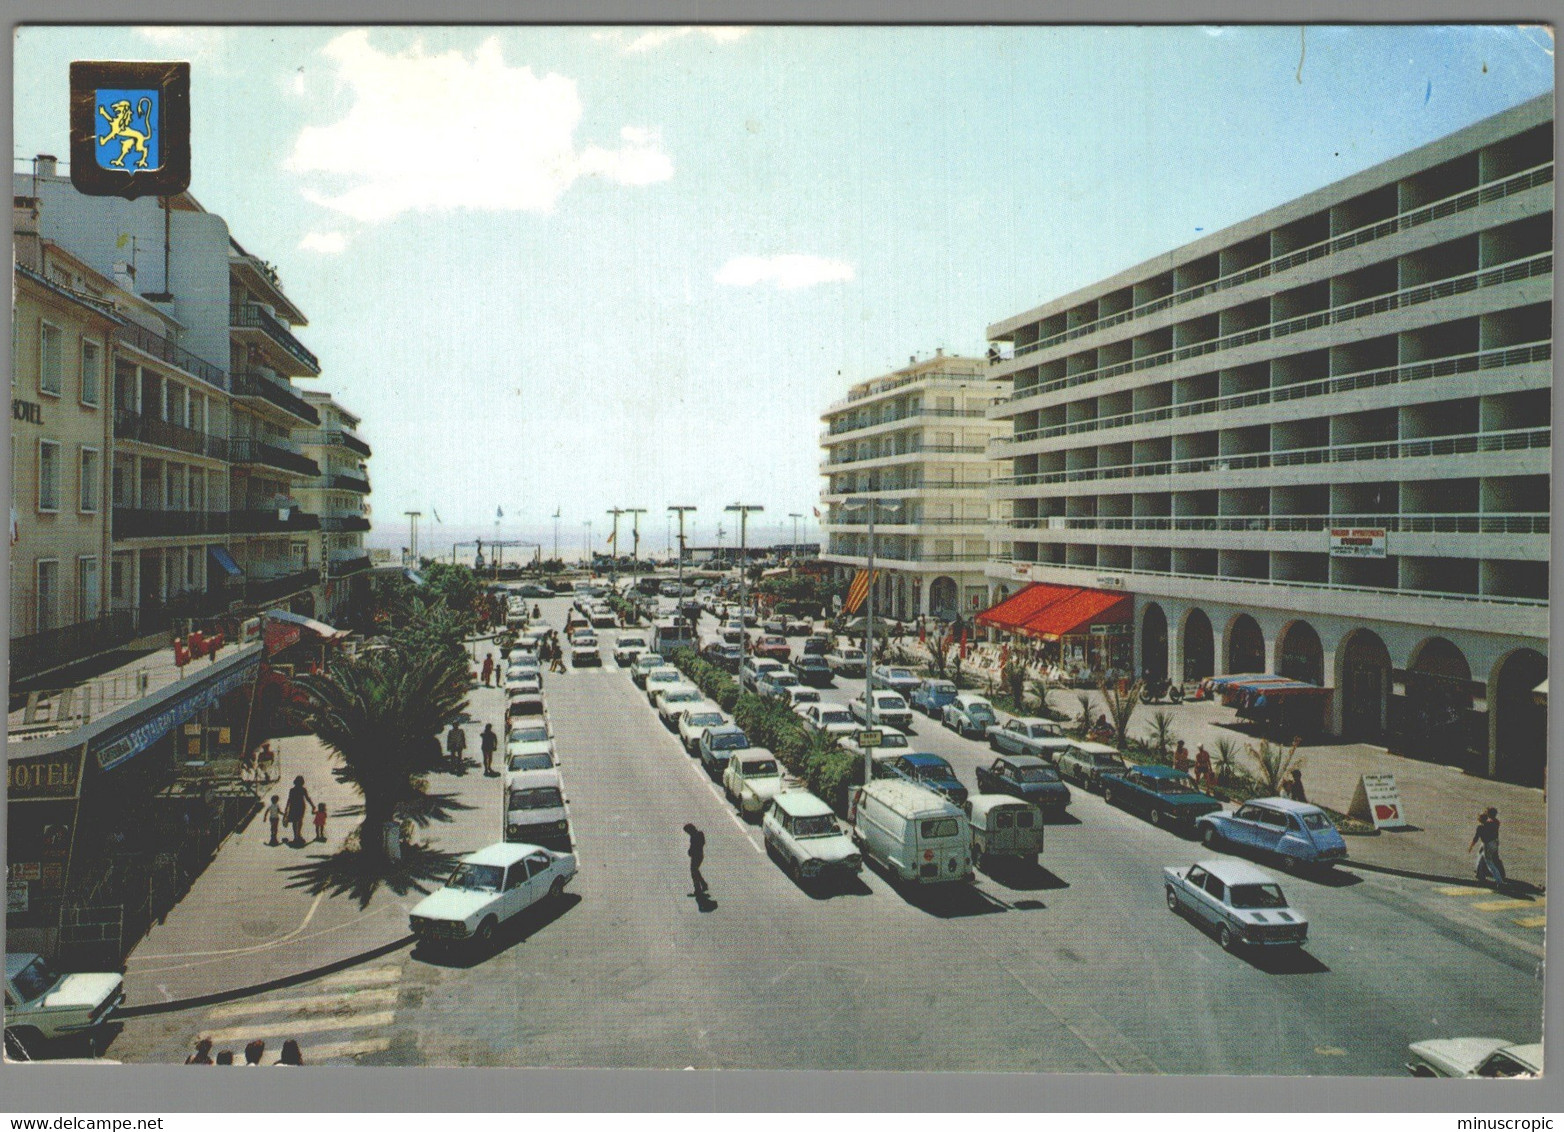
[{"left": 855, "top": 729, "right": 883, "bottom": 748}]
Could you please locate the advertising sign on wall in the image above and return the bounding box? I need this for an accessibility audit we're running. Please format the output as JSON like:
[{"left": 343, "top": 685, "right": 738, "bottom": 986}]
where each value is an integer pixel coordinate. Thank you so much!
[{"left": 1329, "top": 528, "right": 1388, "bottom": 558}]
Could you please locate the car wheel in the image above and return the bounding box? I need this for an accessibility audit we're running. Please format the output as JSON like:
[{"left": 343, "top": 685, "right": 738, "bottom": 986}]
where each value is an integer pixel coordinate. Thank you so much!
[
  {"left": 1102, "top": 787, "right": 1115, "bottom": 806},
  {"left": 1202, "top": 825, "right": 1221, "bottom": 848},
  {"left": 549, "top": 877, "right": 567, "bottom": 900},
  {"left": 1165, "top": 886, "right": 1179, "bottom": 912},
  {"left": 1278, "top": 853, "right": 1299, "bottom": 874},
  {"left": 6, "top": 1027, "right": 43, "bottom": 1058},
  {"left": 475, "top": 916, "right": 497, "bottom": 945},
  {"left": 1219, "top": 924, "right": 1236, "bottom": 952}
]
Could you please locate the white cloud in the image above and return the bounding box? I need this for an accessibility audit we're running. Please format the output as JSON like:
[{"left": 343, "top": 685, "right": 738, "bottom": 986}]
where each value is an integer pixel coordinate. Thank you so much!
[
  {"left": 133, "top": 26, "right": 227, "bottom": 61},
  {"left": 285, "top": 31, "right": 672, "bottom": 223},
  {"left": 715, "top": 254, "right": 855, "bottom": 290},
  {"left": 623, "top": 26, "right": 752, "bottom": 54},
  {"left": 299, "top": 230, "right": 348, "bottom": 254}
]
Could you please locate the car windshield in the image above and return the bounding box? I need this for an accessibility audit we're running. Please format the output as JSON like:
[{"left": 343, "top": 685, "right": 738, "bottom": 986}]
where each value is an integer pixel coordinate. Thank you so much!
[
  {"left": 1300, "top": 812, "right": 1334, "bottom": 832},
  {"left": 793, "top": 814, "right": 839, "bottom": 838},
  {"left": 665, "top": 690, "right": 700, "bottom": 703},
  {"left": 507, "top": 754, "right": 552, "bottom": 772},
  {"left": 930, "top": 683, "right": 956, "bottom": 694},
  {"left": 620, "top": 638, "right": 647, "bottom": 649},
  {"left": 447, "top": 863, "right": 504, "bottom": 891},
  {"left": 915, "top": 764, "right": 955, "bottom": 782},
  {"left": 1227, "top": 883, "right": 1288, "bottom": 909},
  {"left": 920, "top": 818, "right": 959, "bottom": 840},
  {"left": 1028, "top": 724, "right": 1058, "bottom": 737},
  {"left": 711, "top": 732, "right": 750, "bottom": 751},
  {"left": 967, "top": 705, "right": 996, "bottom": 720},
  {"left": 650, "top": 671, "right": 679, "bottom": 683},
  {"left": 10, "top": 956, "right": 56, "bottom": 1001},
  {"left": 876, "top": 695, "right": 904, "bottom": 709},
  {"left": 509, "top": 787, "right": 564, "bottom": 811},
  {"left": 876, "top": 733, "right": 909, "bottom": 749},
  {"left": 771, "top": 673, "right": 798, "bottom": 685},
  {"left": 509, "top": 726, "right": 548, "bottom": 744},
  {"left": 1014, "top": 766, "right": 1059, "bottom": 783},
  {"left": 843, "top": 650, "right": 863, "bottom": 660},
  {"left": 742, "top": 760, "right": 779, "bottom": 777},
  {"left": 1151, "top": 774, "right": 1195, "bottom": 793},
  {"left": 821, "top": 711, "right": 853, "bottom": 725},
  {"left": 887, "top": 669, "right": 913, "bottom": 679},
  {"left": 1092, "top": 753, "right": 1123, "bottom": 767}
]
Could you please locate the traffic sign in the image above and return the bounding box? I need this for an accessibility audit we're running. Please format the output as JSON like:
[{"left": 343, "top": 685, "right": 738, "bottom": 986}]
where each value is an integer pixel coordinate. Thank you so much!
[{"left": 855, "top": 729, "right": 882, "bottom": 748}]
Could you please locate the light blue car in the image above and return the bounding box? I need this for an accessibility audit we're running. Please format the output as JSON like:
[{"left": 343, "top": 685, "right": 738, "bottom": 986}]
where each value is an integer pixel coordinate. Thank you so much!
[
  {"left": 911, "top": 679, "right": 959, "bottom": 718},
  {"left": 1195, "top": 797, "right": 1348, "bottom": 871}
]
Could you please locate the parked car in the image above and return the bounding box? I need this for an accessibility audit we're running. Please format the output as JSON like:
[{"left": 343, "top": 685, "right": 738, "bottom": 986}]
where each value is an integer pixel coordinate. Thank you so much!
[
  {"left": 974, "top": 755, "right": 1071, "bottom": 814},
  {"left": 870, "top": 665, "right": 922, "bottom": 698},
  {"left": 630, "top": 653, "right": 669, "bottom": 687},
  {"left": 678, "top": 706, "right": 730, "bottom": 755},
  {"left": 789, "top": 654, "right": 835, "bottom": 687},
  {"left": 409, "top": 842, "right": 577, "bottom": 950},
  {"left": 506, "top": 692, "right": 546, "bottom": 722},
  {"left": 964, "top": 795, "right": 1044, "bottom": 868},
  {"left": 761, "top": 617, "right": 787, "bottom": 637},
  {"left": 753, "top": 635, "right": 791, "bottom": 663},
  {"left": 849, "top": 690, "right": 914, "bottom": 732},
  {"left": 987, "top": 717, "right": 1073, "bottom": 761},
  {"left": 825, "top": 647, "right": 867, "bottom": 678},
  {"left": 703, "top": 642, "right": 745, "bottom": 673},
  {"left": 763, "top": 790, "right": 863, "bottom": 884},
  {"left": 723, "top": 749, "right": 785, "bottom": 819},
  {"left": 881, "top": 753, "right": 968, "bottom": 805},
  {"left": 801, "top": 635, "right": 831, "bottom": 657},
  {"left": 756, "top": 670, "right": 802, "bottom": 701},
  {"left": 1195, "top": 797, "right": 1349, "bottom": 871},
  {"left": 570, "top": 635, "right": 601, "bottom": 667},
  {"left": 942, "top": 693, "right": 999, "bottom": 739},
  {"left": 1054, "top": 741, "right": 1129, "bottom": 790},
  {"left": 503, "top": 749, "right": 554, "bottom": 775},
  {"left": 1405, "top": 1038, "right": 1542, "bottom": 1078},
  {"left": 505, "top": 672, "right": 543, "bottom": 697},
  {"left": 655, "top": 684, "right": 706, "bottom": 728},
  {"left": 590, "top": 609, "right": 617, "bottom": 629},
  {"left": 3, "top": 953, "right": 124, "bottom": 1049},
  {"left": 643, "top": 667, "right": 685, "bottom": 704},
  {"left": 613, "top": 634, "right": 650, "bottom": 666},
  {"left": 1100, "top": 764, "right": 1223, "bottom": 830},
  {"left": 784, "top": 686, "right": 821, "bottom": 709},
  {"left": 797, "top": 701, "right": 860, "bottom": 738},
  {"left": 849, "top": 779, "right": 972, "bottom": 885},
  {"left": 504, "top": 721, "right": 555, "bottom": 764},
  {"left": 699, "top": 723, "right": 751, "bottom": 777},
  {"left": 740, "top": 656, "right": 786, "bottom": 692},
  {"left": 784, "top": 615, "right": 813, "bottom": 636},
  {"left": 911, "top": 678, "right": 959, "bottom": 718},
  {"left": 839, "top": 729, "right": 909, "bottom": 762},
  {"left": 503, "top": 769, "right": 571, "bottom": 850},
  {"left": 1163, "top": 859, "right": 1309, "bottom": 952}
]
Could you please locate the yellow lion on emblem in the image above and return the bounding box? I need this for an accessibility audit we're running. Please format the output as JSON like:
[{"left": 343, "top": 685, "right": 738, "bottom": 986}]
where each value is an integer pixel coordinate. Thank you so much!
[{"left": 97, "top": 98, "right": 154, "bottom": 169}]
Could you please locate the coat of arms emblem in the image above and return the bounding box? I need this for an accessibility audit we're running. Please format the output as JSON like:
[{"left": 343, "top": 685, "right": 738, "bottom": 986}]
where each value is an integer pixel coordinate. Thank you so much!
[{"left": 69, "top": 61, "right": 190, "bottom": 199}]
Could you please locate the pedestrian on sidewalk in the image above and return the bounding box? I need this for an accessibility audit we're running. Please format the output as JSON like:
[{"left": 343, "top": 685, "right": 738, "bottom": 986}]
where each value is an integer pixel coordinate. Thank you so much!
[
  {"left": 1173, "top": 740, "right": 1191, "bottom": 773},
  {"left": 1194, "top": 745, "right": 1214, "bottom": 790},
  {"left": 265, "top": 795, "right": 283, "bottom": 846},
  {"left": 446, "top": 723, "right": 468, "bottom": 768},
  {"left": 1281, "top": 768, "right": 1307, "bottom": 803},
  {"left": 481, "top": 653, "right": 494, "bottom": 687},
  {"left": 1470, "top": 807, "right": 1507, "bottom": 886},
  {"left": 480, "top": 723, "right": 498, "bottom": 776},
  {"left": 683, "top": 823, "right": 708, "bottom": 897},
  {"left": 215, "top": 1050, "right": 235, "bottom": 1065},
  {"left": 277, "top": 1040, "right": 304, "bottom": 1066},
  {"left": 284, "top": 777, "right": 314, "bottom": 845},
  {"left": 243, "top": 1040, "right": 265, "bottom": 1066},
  {"left": 313, "top": 803, "right": 328, "bottom": 842},
  {"left": 186, "top": 1038, "right": 214, "bottom": 1065}
]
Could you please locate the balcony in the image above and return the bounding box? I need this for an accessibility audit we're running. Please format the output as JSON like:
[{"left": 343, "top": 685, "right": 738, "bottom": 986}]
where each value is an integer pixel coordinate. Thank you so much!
[
  {"left": 114, "top": 409, "right": 231, "bottom": 461},
  {"left": 824, "top": 407, "right": 990, "bottom": 439},
  {"left": 824, "top": 444, "right": 989, "bottom": 467},
  {"left": 9, "top": 610, "right": 139, "bottom": 682},
  {"left": 1003, "top": 512, "right": 1550, "bottom": 536},
  {"left": 230, "top": 508, "right": 322, "bottom": 534},
  {"left": 230, "top": 302, "right": 321, "bottom": 377},
  {"left": 229, "top": 437, "right": 322, "bottom": 478},
  {"left": 325, "top": 430, "right": 372, "bottom": 458},
  {"left": 318, "top": 473, "right": 371, "bottom": 494},
  {"left": 329, "top": 554, "right": 372, "bottom": 578},
  {"left": 232, "top": 371, "right": 321, "bottom": 425},
  {"left": 115, "top": 319, "right": 228, "bottom": 391},
  {"left": 320, "top": 515, "right": 371, "bottom": 533},
  {"left": 113, "top": 508, "right": 231, "bottom": 539},
  {"left": 245, "top": 568, "right": 321, "bottom": 605}
]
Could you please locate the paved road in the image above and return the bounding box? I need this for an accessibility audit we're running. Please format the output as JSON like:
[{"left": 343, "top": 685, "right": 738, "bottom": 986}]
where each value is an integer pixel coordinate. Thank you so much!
[{"left": 105, "top": 591, "right": 1543, "bottom": 1072}]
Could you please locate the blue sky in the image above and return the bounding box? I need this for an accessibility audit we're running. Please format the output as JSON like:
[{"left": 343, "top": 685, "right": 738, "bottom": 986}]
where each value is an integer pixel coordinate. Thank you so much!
[{"left": 13, "top": 24, "right": 1553, "bottom": 554}]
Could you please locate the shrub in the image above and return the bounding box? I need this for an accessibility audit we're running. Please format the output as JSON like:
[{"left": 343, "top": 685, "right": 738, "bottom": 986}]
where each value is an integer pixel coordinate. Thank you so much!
[
  {"left": 1246, "top": 738, "right": 1303, "bottom": 796},
  {"left": 1146, "top": 710, "right": 1177, "bottom": 760},
  {"left": 1073, "top": 691, "right": 1095, "bottom": 737},
  {"left": 1098, "top": 679, "right": 1143, "bottom": 750}
]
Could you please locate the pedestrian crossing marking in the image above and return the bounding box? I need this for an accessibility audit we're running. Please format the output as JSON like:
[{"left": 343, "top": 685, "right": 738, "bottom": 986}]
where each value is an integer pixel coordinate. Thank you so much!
[
  {"left": 320, "top": 965, "right": 402, "bottom": 989},
  {"left": 201, "top": 1008, "right": 396, "bottom": 1044},
  {"left": 205, "top": 986, "right": 398, "bottom": 1021},
  {"left": 1438, "top": 886, "right": 1491, "bottom": 897},
  {"left": 1512, "top": 915, "right": 1548, "bottom": 929},
  {"left": 299, "top": 1036, "right": 393, "bottom": 1063},
  {"left": 1315, "top": 1046, "right": 1347, "bottom": 1056},
  {"left": 1471, "top": 898, "right": 1544, "bottom": 912}
]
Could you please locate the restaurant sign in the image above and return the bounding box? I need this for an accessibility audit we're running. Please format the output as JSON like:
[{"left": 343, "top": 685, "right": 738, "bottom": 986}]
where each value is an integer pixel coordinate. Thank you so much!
[
  {"left": 1329, "top": 528, "right": 1387, "bottom": 558},
  {"left": 92, "top": 660, "right": 256, "bottom": 772}
]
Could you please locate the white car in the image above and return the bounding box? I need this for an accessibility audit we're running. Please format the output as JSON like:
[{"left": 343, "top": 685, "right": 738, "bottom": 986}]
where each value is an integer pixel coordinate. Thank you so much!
[
  {"left": 849, "top": 690, "right": 914, "bottom": 732},
  {"left": 644, "top": 667, "right": 685, "bottom": 704},
  {"left": 505, "top": 721, "right": 555, "bottom": 764},
  {"left": 797, "top": 701, "right": 860, "bottom": 738},
  {"left": 756, "top": 670, "right": 802, "bottom": 701},
  {"left": 614, "top": 634, "right": 650, "bottom": 666},
  {"left": 503, "top": 769, "right": 571, "bottom": 850},
  {"left": 839, "top": 729, "right": 910, "bottom": 761},
  {"left": 678, "top": 706, "right": 729, "bottom": 754},
  {"left": 785, "top": 686, "right": 821, "bottom": 708},
  {"left": 505, "top": 672, "right": 543, "bottom": 697},
  {"left": 570, "top": 635, "right": 601, "bottom": 667},
  {"left": 763, "top": 791, "right": 862, "bottom": 884},
  {"left": 3, "top": 954, "right": 125, "bottom": 1048},
  {"left": 591, "top": 608, "right": 617, "bottom": 629},
  {"left": 723, "top": 748, "right": 785, "bottom": 820},
  {"left": 631, "top": 653, "right": 669, "bottom": 687},
  {"left": 654, "top": 684, "right": 706, "bottom": 728},
  {"left": 825, "top": 647, "right": 867, "bottom": 677},
  {"left": 410, "top": 842, "right": 577, "bottom": 949},
  {"left": 1406, "top": 1038, "right": 1542, "bottom": 1078},
  {"left": 1163, "top": 859, "right": 1309, "bottom": 952}
]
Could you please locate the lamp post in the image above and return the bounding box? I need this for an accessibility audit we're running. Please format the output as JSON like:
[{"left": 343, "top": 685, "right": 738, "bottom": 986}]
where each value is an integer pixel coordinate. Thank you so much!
[
  {"left": 669, "top": 506, "right": 696, "bottom": 594},
  {"left": 788, "top": 512, "right": 802, "bottom": 562},
  {"left": 583, "top": 520, "right": 592, "bottom": 566},
  {"left": 626, "top": 507, "right": 646, "bottom": 584},
  {"left": 725, "top": 503, "right": 763, "bottom": 618},
  {"left": 403, "top": 511, "right": 421, "bottom": 566},
  {"left": 843, "top": 497, "right": 901, "bottom": 786},
  {"left": 606, "top": 508, "right": 625, "bottom": 582}
]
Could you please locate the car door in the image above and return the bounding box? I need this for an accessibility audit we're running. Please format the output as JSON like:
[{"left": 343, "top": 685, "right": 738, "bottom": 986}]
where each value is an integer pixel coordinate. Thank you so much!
[
  {"left": 988, "top": 758, "right": 1012, "bottom": 794},
  {"left": 1247, "top": 806, "right": 1286, "bottom": 854},
  {"left": 500, "top": 862, "right": 530, "bottom": 921},
  {"left": 522, "top": 851, "right": 554, "bottom": 909},
  {"left": 1180, "top": 865, "right": 1210, "bottom": 915},
  {"left": 1226, "top": 804, "right": 1267, "bottom": 851},
  {"left": 1198, "top": 871, "right": 1230, "bottom": 928}
]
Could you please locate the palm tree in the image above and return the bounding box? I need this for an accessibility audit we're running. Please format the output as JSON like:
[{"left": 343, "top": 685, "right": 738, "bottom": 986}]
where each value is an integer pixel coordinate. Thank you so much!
[
  {"left": 294, "top": 646, "right": 471, "bottom": 865},
  {"left": 1027, "top": 671, "right": 1057, "bottom": 719},
  {"left": 1098, "top": 679, "right": 1143, "bottom": 750}
]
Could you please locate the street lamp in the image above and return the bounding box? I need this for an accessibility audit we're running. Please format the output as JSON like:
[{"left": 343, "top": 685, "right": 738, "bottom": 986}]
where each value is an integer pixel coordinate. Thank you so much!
[
  {"left": 606, "top": 508, "right": 625, "bottom": 581},
  {"left": 842, "top": 496, "right": 902, "bottom": 786},
  {"left": 583, "top": 520, "right": 592, "bottom": 566},
  {"left": 725, "top": 503, "right": 763, "bottom": 617},
  {"left": 668, "top": 506, "right": 696, "bottom": 594},
  {"left": 788, "top": 512, "right": 802, "bottom": 562},
  {"left": 626, "top": 507, "right": 646, "bottom": 581}
]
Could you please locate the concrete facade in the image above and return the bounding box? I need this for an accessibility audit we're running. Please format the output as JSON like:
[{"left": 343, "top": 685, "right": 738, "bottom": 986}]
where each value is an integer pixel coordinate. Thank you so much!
[
  {"left": 984, "top": 95, "right": 1551, "bottom": 783},
  {"left": 296, "top": 392, "right": 373, "bottom": 621}
]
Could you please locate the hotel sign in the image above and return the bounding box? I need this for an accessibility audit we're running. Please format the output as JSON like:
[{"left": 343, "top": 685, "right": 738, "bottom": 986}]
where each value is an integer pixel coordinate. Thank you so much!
[
  {"left": 1329, "top": 527, "right": 1387, "bottom": 559},
  {"left": 7, "top": 746, "right": 85, "bottom": 800}
]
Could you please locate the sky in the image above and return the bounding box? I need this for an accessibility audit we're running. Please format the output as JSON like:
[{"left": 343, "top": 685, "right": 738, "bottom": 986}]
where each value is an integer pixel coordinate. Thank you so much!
[{"left": 12, "top": 24, "right": 1554, "bottom": 556}]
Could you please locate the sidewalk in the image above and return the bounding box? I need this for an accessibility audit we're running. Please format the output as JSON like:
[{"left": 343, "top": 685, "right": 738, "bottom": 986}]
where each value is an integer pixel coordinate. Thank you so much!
[{"left": 119, "top": 686, "right": 505, "bottom": 1010}]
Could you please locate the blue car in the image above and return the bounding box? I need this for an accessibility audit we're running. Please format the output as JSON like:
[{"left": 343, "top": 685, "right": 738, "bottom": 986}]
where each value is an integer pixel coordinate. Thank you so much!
[
  {"left": 911, "top": 679, "right": 960, "bottom": 718},
  {"left": 1099, "top": 764, "right": 1223, "bottom": 830},
  {"left": 974, "top": 755, "right": 1071, "bottom": 814},
  {"left": 880, "top": 753, "right": 968, "bottom": 805},
  {"left": 1195, "top": 797, "right": 1349, "bottom": 871}
]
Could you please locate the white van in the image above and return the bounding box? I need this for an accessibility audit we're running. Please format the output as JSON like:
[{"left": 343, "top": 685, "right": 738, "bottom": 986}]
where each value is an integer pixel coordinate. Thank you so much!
[
  {"left": 849, "top": 779, "right": 972, "bottom": 885},
  {"left": 651, "top": 617, "right": 696, "bottom": 658}
]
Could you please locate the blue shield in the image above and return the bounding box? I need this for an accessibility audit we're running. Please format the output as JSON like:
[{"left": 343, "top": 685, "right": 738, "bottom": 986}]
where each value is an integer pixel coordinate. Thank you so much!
[{"left": 93, "top": 88, "right": 160, "bottom": 172}]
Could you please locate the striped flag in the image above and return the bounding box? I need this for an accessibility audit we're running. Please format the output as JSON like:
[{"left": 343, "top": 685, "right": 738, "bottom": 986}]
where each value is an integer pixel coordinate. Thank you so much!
[{"left": 843, "top": 568, "right": 878, "bottom": 614}]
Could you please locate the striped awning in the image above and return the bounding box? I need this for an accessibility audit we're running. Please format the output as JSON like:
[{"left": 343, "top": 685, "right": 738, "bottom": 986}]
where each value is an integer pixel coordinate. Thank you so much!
[{"left": 975, "top": 583, "right": 1132, "bottom": 640}]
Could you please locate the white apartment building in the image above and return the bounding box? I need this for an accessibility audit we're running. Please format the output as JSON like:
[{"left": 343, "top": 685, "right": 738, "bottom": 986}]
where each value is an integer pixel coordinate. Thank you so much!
[
  {"left": 984, "top": 94, "right": 1550, "bottom": 783},
  {"left": 820, "top": 352, "right": 1010, "bottom": 621},
  {"left": 297, "top": 392, "right": 373, "bottom": 622}
]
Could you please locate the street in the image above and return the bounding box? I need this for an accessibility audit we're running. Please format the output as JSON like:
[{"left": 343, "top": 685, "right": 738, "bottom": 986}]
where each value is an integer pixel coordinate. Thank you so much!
[{"left": 100, "top": 592, "right": 1543, "bottom": 1074}]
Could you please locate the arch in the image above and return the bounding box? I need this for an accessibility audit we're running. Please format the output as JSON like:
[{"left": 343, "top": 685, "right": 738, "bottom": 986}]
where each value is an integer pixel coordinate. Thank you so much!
[
  {"left": 1489, "top": 648, "right": 1547, "bottom": 785},
  {"left": 1275, "top": 619, "right": 1323, "bottom": 686},
  {"left": 1337, "top": 628, "right": 1392, "bottom": 742},
  {"left": 1140, "top": 603, "right": 1169, "bottom": 682},
  {"left": 1404, "top": 636, "right": 1475, "bottom": 766},
  {"left": 1225, "top": 613, "right": 1265, "bottom": 675},
  {"left": 1181, "top": 607, "right": 1214, "bottom": 682},
  {"left": 929, "top": 576, "right": 958, "bottom": 618}
]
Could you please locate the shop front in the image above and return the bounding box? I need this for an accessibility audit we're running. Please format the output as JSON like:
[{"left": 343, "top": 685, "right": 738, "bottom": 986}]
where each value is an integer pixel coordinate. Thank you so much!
[{"left": 975, "top": 583, "right": 1135, "bottom": 684}]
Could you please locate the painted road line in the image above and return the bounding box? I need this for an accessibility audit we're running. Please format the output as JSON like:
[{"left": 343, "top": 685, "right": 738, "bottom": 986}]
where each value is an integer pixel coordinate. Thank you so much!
[
  {"left": 1431, "top": 903, "right": 1547, "bottom": 959},
  {"left": 200, "top": 1009, "right": 397, "bottom": 1044},
  {"left": 299, "top": 1036, "right": 393, "bottom": 1063},
  {"left": 1513, "top": 915, "right": 1548, "bottom": 929},
  {"left": 1471, "top": 897, "right": 1545, "bottom": 912},
  {"left": 320, "top": 965, "right": 404, "bottom": 989},
  {"left": 1438, "top": 886, "right": 1491, "bottom": 897},
  {"left": 204, "top": 986, "right": 399, "bottom": 1021}
]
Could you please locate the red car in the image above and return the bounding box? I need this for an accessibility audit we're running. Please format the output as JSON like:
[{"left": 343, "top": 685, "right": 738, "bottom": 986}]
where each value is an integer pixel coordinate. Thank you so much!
[{"left": 754, "top": 635, "right": 792, "bottom": 663}]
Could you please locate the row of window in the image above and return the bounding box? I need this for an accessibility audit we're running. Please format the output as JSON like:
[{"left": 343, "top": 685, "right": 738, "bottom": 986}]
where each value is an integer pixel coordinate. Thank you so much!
[
  {"left": 25, "top": 320, "right": 103, "bottom": 406},
  {"left": 35, "top": 440, "right": 101, "bottom": 514}
]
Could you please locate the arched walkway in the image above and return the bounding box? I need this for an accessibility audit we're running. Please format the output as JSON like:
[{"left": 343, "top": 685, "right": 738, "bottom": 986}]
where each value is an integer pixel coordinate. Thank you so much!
[
  {"left": 1337, "top": 629, "right": 1392, "bottom": 742},
  {"left": 1181, "top": 608, "right": 1214, "bottom": 682},
  {"left": 1141, "top": 603, "right": 1168, "bottom": 681},
  {"left": 1490, "top": 648, "right": 1547, "bottom": 785},
  {"left": 929, "top": 576, "right": 958, "bottom": 619},
  {"left": 1276, "top": 619, "right": 1323, "bottom": 686},
  {"left": 1226, "top": 613, "right": 1265, "bottom": 675},
  {"left": 1404, "top": 636, "right": 1475, "bottom": 766}
]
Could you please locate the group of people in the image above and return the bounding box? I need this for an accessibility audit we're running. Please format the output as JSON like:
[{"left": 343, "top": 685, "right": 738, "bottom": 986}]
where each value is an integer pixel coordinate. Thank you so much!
[
  {"left": 240, "top": 741, "right": 279, "bottom": 784},
  {"left": 187, "top": 1037, "right": 303, "bottom": 1066},
  {"left": 264, "top": 775, "right": 327, "bottom": 847},
  {"left": 1169, "top": 740, "right": 1221, "bottom": 792}
]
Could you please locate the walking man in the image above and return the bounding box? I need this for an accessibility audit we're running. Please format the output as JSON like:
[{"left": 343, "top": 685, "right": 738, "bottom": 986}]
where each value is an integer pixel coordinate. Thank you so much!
[
  {"left": 446, "top": 722, "right": 468, "bottom": 768},
  {"left": 683, "top": 823, "right": 708, "bottom": 898},
  {"left": 283, "top": 776, "right": 313, "bottom": 845},
  {"left": 480, "top": 723, "right": 499, "bottom": 777},
  {"left": 1470, "top": 807, "right": 1507, "bottom": 886},
  {"left": 481, "top": 653, "right": 494, "bottom": 687}
]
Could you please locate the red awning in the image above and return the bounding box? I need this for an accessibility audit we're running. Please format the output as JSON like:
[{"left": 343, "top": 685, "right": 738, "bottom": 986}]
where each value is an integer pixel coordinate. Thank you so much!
[{"left": 976, "top": 583, "right": 1132, "bottom": 640}]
